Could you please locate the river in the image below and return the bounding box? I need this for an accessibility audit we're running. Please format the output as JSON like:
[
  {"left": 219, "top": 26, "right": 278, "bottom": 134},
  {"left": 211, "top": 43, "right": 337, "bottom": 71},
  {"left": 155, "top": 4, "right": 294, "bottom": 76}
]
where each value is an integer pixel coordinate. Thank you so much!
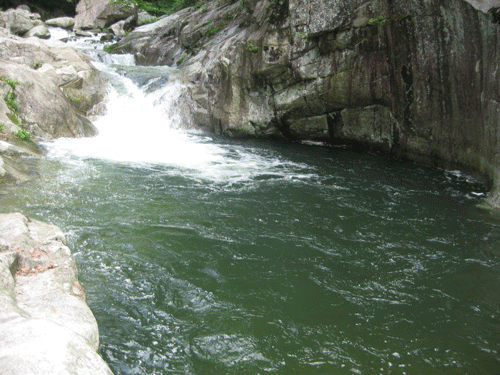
[{"left": 1, "top": 31, "right": 499, "bottom": 374}]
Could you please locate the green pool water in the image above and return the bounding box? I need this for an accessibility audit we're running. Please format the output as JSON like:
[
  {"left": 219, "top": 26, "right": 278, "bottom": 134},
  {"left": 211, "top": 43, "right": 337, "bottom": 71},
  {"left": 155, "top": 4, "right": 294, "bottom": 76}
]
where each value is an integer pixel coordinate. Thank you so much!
[{"left": 1, "top": 136, "right": 499, "bottom": 374}]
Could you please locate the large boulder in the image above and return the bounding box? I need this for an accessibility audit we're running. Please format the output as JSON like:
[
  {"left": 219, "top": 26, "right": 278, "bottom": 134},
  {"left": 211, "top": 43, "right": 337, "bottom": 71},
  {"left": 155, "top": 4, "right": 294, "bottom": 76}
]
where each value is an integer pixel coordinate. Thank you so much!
[
  {"left": 0, "top": 62, "right": 97, "bottom": 140},
  {"left": 0, "top": 28, "right": 108, "bottom": 141},
  {"left": 24, "top": 24, "right": 50, "bottom": 39},
  {"left": 0, "top": 18, "right": 108, "bottom": 186},
  {"left": 0, "top": 213, "right": 113, "bottom": 375},
  {"left": 0, "top": 5, "right": 52, "bottom": 40},
  {"left": 109, "top": 14, "right": 136, "bottom": 37},
  {"left": 45, "top": 16, "right": 75, "bottom": 30},
  {"left": 113, "top": 12, "right": 187, "bottom": 57},
  {"left": 0, "top": 6, "right": 38, "bottom": 36},
  {"left": 75, "top": 0, "right": 138, "bottom": 30}
]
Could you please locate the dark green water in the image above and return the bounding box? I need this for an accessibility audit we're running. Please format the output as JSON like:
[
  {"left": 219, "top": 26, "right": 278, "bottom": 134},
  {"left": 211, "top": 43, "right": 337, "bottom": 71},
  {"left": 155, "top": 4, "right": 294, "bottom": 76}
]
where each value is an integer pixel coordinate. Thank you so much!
[{"left": 1, "top": 137, "right": 499, "bottom": 374}]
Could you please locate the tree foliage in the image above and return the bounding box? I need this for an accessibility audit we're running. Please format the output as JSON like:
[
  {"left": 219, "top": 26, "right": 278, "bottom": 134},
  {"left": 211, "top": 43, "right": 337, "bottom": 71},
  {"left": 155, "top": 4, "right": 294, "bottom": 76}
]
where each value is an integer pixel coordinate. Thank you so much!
[{"left": 123, "top": 0, "right": 199, "bottom": 15}]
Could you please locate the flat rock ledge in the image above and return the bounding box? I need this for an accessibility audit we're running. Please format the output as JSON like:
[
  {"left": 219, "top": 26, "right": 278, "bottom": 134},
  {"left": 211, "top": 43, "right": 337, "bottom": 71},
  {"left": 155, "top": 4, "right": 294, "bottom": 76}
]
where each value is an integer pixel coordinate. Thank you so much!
[{"left": 0, "top": 212, "right": 113, "bottom": 375}]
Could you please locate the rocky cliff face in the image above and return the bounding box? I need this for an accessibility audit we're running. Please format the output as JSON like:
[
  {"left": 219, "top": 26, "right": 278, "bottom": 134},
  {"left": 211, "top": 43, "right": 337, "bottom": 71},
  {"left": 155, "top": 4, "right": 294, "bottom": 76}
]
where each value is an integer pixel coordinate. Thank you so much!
[{"left": 115, "top": 0, "right": 500, "bottom": 204}]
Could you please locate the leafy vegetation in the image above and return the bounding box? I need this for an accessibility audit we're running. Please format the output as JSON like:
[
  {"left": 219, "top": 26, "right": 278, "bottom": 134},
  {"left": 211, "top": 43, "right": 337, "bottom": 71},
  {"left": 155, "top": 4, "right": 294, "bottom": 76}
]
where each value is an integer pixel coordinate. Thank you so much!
[
  {"left": 176, "top": 54, "right": 187, "bottom": 66},
  {"left": 368, "top": 15, "right": 385, "bottom": 26},
  {"left": 204, "top": 19, "right": 229, "bottom": 37},
  {"left": 0, "top": 76, "right": 19, "bottom": 89},
  {"left": 0, "top": 123, "right": 4, "bottom": 132},
  {"left": 246, "top": 43, "right": 258, "bottom": 53},
  {"left": 34, "top": 60, "right": 43, "bottom": 70},
  {"left": 24, "top": 0, "right": 78, "bottom": 17},
  {"left": 193, "top": 1, "right": 204, "bottom": 9},
  {"left": 5, "top": 91, "right": 18, "bottom": 112},
  {"left": 97, "top": 26, "right": 113, "bottom": 33},
  {"left": 0, "top": 75, "right": 31, "bottom": 141},
  {"left": 368, "top": 14, "right": 412, "bottom": 26},
  {"left": 104, "top": 44, "right": 118, "bottom": 53},
  {"left": 66, "top": 94, "right": 81, "bottom": 103},
  {"left": 138, "top": 16, "right": 158, "bottom": 25},
  {"left": 111, "top": 0, "right": 198, "bottom": 16},
  {"left": 7, "top": 113, "right": 20, "bottom": 126},
  {"left": 14, "top": 129, "right": 30, "bottom": 141},
  {"left": 1, "top": 76, "right": 20, "bottom": 116}
]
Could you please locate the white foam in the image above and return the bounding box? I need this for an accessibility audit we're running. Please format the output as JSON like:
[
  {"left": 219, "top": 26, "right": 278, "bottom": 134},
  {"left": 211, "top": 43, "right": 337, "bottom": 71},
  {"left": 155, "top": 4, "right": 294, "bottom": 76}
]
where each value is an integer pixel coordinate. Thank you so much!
[
  {"left": 45, "top": 58, "right": 316, "bottom": 185},
  {"left": 48, "top": 27, "right": 72, "bottom": 41}
]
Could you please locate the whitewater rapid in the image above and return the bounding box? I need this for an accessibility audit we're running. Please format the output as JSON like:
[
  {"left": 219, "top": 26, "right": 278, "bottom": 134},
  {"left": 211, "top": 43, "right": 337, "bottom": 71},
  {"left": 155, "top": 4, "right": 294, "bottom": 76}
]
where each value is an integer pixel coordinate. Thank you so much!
[{"left": 45, "top": 29, "right": 316, "bottom": 186}]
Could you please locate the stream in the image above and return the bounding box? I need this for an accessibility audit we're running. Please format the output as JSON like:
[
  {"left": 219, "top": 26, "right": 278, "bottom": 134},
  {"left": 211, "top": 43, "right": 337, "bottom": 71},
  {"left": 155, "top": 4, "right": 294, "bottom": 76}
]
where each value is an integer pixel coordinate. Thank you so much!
[{"left": 1, "top": 30, "right": 499, "bottom": 374}]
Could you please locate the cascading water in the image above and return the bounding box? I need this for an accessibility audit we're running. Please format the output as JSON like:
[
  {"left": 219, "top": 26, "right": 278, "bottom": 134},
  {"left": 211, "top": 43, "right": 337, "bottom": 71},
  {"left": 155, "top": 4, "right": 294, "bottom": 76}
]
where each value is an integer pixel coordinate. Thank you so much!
[
  {"left": 48, "top": 29, "right": 313, "bottom": 184},
  {"left": 1, "top": 29, "right": 499, "bottom": 375}
]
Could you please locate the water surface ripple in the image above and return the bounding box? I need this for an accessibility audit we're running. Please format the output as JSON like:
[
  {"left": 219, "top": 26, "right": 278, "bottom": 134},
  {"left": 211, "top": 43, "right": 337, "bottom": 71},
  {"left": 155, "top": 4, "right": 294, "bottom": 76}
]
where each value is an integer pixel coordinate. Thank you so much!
[
  {"left": 1, "top": 33, "right": 499, "bottom": 374},
  {"left": 2, "top": 139, "right": 499, "bottom": 374}
]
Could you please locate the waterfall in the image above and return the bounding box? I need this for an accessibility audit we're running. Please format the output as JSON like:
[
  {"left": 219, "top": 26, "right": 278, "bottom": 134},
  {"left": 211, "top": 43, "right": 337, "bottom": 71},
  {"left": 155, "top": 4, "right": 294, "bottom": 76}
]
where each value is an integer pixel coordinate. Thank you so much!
[{"left": 45, "top": 29, "right": 315, "bottom": 186}]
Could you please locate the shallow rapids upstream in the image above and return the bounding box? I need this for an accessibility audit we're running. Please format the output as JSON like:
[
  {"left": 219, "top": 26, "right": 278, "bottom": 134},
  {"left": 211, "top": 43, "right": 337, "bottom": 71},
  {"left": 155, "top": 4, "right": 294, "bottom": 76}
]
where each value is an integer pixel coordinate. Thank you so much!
[{"left": 1, "top": 31, "right": 500, "bottom": 374}]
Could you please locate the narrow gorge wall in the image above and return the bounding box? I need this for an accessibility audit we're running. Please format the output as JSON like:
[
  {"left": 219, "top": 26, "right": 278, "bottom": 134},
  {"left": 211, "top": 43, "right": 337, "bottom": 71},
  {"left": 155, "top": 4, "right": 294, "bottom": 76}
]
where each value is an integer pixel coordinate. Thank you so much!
[{"left": 116, "top": 0, "right": 500, "bottom": 202}]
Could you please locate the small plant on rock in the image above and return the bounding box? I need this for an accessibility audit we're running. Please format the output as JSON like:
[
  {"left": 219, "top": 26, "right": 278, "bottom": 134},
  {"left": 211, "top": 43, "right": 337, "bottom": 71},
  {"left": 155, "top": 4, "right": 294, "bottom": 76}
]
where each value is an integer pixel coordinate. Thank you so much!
[
  {"left": 0, "top": 76, "right": 19, "bottom": 89},
  {"left": 1, "top": 75, "right": 21, "bottom": 123},
  {"left": 205, "top": 20, "right": 229, "bottom": 37},
  {"left": 176, "top": 54, "right": 186, "bottom": 66},
  {"left": 193, "top": 1, "right": 204, "bottom": 9},
  {"left": 368, "top": 15, "right": 385, "bottom": 25},
  {"left": 1, "top": 75, "right": 30, "bottom": 141},
  {"left": 14, "top": 129, "right": 30, "bottom": 141},
  {"left": 5, "top": 90, "right": 18, "bottom": 112},
  {"left": 138, "top": 16, "right": 158, "bottom": 25},
  {"left": 104, "top": 44, "right": 118, "bottom": 53},
  {"left": 246, "top": 43, "right": 259, "bottom": 53},
  {"left": 67, "top": 95, "right": 81, "bottom": 103}
]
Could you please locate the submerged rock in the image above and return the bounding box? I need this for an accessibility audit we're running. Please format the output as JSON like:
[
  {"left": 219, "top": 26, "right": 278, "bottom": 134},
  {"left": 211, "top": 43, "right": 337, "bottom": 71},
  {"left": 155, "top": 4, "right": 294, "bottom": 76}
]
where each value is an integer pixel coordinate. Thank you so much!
[{"left": 0, "top": 213, "right": 113, "bottom": 375}]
